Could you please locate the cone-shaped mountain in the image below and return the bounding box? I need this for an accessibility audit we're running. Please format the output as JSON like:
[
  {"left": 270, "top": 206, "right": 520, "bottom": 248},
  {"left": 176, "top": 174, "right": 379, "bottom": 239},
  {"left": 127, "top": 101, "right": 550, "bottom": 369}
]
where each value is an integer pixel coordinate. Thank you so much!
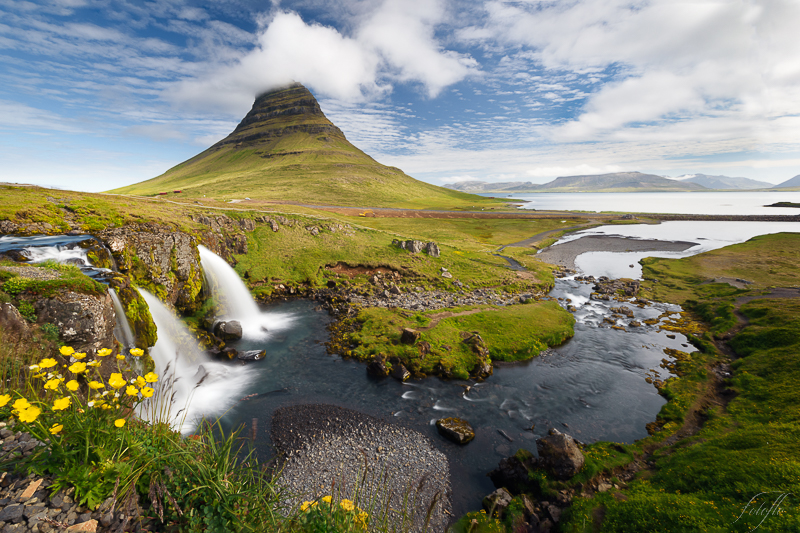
[{"left": 110, "top": 83, "right": 486, "bottom": 208}]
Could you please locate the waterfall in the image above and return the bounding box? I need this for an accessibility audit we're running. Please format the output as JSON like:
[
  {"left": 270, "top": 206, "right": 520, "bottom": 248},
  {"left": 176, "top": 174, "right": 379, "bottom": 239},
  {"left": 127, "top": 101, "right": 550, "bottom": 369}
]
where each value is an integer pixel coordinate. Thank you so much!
[
  {"left": 138, "top": 289, "right": 253, "bottom": 434},
  {"left": 109, "top": 289, "right": 136, "bottom": 351},
  {"left": 198, "top": 245, "right": 295, "bottom": 340},
  {"left": 198, "top": 245, "right": 260, "bottom": 318}
]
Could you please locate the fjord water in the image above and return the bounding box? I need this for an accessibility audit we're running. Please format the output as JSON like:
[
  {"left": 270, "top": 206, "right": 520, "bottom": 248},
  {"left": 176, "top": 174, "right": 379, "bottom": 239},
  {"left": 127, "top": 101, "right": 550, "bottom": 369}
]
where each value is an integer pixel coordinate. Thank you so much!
[
  {"left": 559, "top": 220, "right": 800, "bottom": 278},
  {"left": 508, "top": 191, "right": 800, "bottom": 214}
]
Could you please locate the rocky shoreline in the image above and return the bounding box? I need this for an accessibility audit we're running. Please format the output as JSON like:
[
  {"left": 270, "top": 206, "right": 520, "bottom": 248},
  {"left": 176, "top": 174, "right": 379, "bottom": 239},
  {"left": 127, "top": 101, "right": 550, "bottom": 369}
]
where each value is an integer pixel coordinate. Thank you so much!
[{"left": 271, "top": 404, "right": 452, "bottom": 533}]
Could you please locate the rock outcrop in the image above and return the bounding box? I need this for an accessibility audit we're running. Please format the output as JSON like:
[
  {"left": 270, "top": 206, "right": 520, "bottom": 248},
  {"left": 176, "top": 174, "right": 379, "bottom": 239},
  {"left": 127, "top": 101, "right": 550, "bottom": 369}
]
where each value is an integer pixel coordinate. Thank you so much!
[
  {"left": 392, "top": 240, "right": 441, "bottom": 257},
  {"left": 34, "top": 291, "right": 116, "bottom": 355},
  {"left": 435, "top": 417, "right": 475, "bottom": 444},
  {"left": 99, "top": 225, "right": 204, "bottom": 314},
  {"left": 536, "top": 428, "right": 585, "bottom": 479}
]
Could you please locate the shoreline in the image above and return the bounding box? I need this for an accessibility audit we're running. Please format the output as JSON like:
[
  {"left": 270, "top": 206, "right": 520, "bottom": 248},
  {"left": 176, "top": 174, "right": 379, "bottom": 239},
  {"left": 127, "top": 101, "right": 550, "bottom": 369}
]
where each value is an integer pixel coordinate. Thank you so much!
[{"left": 535, "top": 235, "right": 698, "bottom": 270}]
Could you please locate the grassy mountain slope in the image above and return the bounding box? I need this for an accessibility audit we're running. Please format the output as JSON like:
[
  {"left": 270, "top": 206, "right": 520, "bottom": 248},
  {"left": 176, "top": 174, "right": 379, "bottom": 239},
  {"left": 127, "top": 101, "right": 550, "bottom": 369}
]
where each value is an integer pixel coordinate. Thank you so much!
[{"left": 109, "top": 84, "right": 498, "bottom": 209}]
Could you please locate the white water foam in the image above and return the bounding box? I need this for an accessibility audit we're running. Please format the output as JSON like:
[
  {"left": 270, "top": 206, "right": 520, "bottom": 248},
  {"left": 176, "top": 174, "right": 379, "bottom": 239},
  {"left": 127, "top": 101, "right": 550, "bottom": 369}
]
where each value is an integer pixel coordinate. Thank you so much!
[
  {"left": 108, "top": 289, "right": 136, "bottom": 350},
  {"left": 139, "top": 290, "right": 253, "bottom": 434},
  {"left": 198, "top": 245, "right": 295, "bottom": 340}
]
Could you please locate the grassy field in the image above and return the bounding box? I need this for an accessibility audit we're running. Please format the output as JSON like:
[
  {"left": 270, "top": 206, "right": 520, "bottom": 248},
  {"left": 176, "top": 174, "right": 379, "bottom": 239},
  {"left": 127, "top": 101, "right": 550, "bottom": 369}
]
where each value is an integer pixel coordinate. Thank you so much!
[
  {"left": 342, "top": 301, "right": 575, "bottom": 379},
  {"left": 557, "top": 233, "right": 800, "bottom": 532}
]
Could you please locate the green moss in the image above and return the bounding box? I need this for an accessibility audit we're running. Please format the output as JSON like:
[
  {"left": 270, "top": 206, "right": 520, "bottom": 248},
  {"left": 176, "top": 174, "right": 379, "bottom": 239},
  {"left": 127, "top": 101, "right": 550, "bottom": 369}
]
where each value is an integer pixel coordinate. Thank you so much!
[
  {"left": 344, "top": 302, "right": 574, "bottom": 378},
  {"left": 118, "top": 286, "right": 158, "bottom": 348},
  {"left": 0, "top": 263, "right": 106, "bottom": 298}
]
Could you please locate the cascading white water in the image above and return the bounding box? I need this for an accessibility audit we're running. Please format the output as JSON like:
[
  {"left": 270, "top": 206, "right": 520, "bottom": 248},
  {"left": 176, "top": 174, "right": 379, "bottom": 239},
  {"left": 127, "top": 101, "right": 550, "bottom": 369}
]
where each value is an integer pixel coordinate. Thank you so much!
[
  {"left": 108, "top": 289, "right": 136, "bottom": 350},
  {"left": 23, "top": 244, "right": 91, "bottom": 266},
  {"left": 198, "top": 245, "right": 260, "bottom": 317},
  {"left": 138, "top": 290, "right": 253, "bottom": 434},
  {"left": 198, "top": 245, "right": 295, "bottom": 340}
]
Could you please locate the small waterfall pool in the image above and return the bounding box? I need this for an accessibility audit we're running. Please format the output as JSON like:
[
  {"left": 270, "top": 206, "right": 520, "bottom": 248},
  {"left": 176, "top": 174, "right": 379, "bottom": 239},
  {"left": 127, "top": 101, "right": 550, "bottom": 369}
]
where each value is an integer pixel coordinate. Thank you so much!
[{"left": 216, "top": 284, "right": 685, "bottom": 516}]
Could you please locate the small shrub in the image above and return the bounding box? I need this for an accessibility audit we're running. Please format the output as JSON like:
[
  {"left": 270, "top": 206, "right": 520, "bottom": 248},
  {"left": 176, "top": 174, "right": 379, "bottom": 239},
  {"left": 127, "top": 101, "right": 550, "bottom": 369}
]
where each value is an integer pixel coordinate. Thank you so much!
[{"left": 17, "top": 301, "right": 36, "bottom": 322}]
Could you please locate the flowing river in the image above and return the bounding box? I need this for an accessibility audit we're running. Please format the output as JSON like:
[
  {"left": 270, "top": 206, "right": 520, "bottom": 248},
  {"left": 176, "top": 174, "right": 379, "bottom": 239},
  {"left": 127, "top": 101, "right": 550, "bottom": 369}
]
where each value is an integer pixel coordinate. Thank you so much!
[{"left": 3, "top": 219, "right": 799, "bottom": 516}]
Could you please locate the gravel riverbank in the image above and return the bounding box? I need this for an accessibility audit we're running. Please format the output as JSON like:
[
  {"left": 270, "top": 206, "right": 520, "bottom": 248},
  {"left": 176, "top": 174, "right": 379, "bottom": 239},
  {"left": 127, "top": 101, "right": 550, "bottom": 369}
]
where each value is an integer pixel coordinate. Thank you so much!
[
  {"left": 271, "top": 404, "right": 452, "bottom": 533},
  {"left": 536, "top": 235, "right": 698, "bottom": 269}
]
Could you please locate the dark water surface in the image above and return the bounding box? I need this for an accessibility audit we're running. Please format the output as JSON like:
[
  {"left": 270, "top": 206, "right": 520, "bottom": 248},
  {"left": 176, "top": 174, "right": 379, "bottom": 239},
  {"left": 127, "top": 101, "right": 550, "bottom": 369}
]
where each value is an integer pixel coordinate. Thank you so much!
[{"left": 220, "top": 280, "right": 689, "bottom": 515}]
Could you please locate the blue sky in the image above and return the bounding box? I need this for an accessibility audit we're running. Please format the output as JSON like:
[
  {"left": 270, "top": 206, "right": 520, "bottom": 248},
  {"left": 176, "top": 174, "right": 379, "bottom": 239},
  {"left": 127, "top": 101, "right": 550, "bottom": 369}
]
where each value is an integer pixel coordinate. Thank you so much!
[{"left": 2, "top": 0, "right": 800, "bottom": 191}]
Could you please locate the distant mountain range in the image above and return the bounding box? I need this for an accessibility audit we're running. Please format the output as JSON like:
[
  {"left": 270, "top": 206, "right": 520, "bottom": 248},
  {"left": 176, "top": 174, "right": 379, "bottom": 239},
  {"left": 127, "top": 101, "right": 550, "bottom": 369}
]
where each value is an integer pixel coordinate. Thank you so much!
[
  {"left": 445, "top": 172, "right": 704, "bottom": 193},
  {"left": 445, "top": 171, "right": 799, "bottom": 193},
  {"left": 675, "top": 174, "right": 773, "bottom": 190},
  {"left": 774, "top": 174, "right": 800, "bottom": 189}
]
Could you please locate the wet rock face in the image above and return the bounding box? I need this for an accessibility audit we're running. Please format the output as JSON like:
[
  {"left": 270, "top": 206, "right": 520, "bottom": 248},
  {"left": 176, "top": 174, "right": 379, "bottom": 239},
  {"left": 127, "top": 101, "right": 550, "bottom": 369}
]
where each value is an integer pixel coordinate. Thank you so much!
[
  {"left": 34, "top": 291, "right": 116, "bottom": 354},
  {"left": 536, "top": 429, "right": 585, "bottom": 479},
  {"left": 214, "top": 320, "right": 243, "bottom": 341},
  {"left": 436, "top": 417, "right": 475, "bottom": 444},
  {"left": 99, "top": 226, "right": 204, "bottom": 314}
]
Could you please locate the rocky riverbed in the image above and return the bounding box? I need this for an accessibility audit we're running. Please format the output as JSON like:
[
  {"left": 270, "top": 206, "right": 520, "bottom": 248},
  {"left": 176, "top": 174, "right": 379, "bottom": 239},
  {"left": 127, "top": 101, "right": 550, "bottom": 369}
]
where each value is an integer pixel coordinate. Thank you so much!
[
  {"left": 271, "top": 404, "right": 452, "bottom": 533},
  {"left": 0, "top": 421, "right": 137, "bottom": 533}
]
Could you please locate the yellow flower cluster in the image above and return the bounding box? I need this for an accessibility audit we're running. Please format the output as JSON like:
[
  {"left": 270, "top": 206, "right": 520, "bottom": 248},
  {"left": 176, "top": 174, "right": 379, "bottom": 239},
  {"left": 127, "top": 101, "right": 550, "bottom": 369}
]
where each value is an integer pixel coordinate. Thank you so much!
[
  {"left": 299, "top": 495, "right": 369, "bottom": 530},
  {"left": 1, "top": 346, "right": 160, "bottom": 430}
]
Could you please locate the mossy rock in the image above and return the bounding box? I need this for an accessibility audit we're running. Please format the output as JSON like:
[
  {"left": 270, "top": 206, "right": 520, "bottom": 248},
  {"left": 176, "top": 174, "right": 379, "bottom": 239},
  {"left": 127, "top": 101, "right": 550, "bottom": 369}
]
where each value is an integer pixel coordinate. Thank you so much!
[{"left": 117, "top": 285, "right": 158, "bottom": 348}]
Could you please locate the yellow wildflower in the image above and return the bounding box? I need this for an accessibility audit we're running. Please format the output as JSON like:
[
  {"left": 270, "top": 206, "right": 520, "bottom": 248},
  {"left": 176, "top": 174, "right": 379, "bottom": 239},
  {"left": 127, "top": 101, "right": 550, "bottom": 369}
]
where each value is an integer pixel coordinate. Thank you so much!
[
  {"left": 108, "top": 373, "right": 126, "bottom": 389},
  {"left": 12, "top": 398, "right": 31, "bottom": 410},
  {"left": 59, "top": 346, "right": 75, "bottom": 356},
  {"left": 141, "top": 387, "right": 154, "bottom": 398},
  {"left": 125, "top": 385, "right": 139, "bottom": 397},
  {"left": 321, "top": 496, "right": 332, "bottom": 504},
  {"left": 18, "top": 406, "right": 41, "bottom": 423},
  {"left": 89, "top": 381, "right": 105, "bottom": 389},
  {"left": 0, "top": 394, "right": 10, "bottom": 407},
  {"left": 135, "top": 376, "right": 146, "bottom": 388},
  {"left": 49, "top": 424, "right": 64, "bottom": 434},
  {"left": 87, "top": 360, "right": 101, "bottom": 367},
  {"left": 73, "top": 352, "right": 87, "bottom": 360},
  {"left": 101, "top": 404, "right": 110, "bottom": 410},
  {"left": 300, "top": 501, "right": 313, "bottom": 512},
  {"left": 97, "top": 348, "right": 112, "bottom": 357},
  {"left": 29, "top": 364, "right": 40, "bottom": 371},
  {"left": 340, "top": 499, "right": 355, "bottom": 512},
  {"left": 52, "top": 397, "right": 71, "bottom": 411},
  {"left": 66, "top": 380, "right": 79, "bottom": 391},
  {"left": 114, "top": 418, "right": 126, "bottom": 428},
  {"left": 130, "top": 348, "right": 144, "bottom": 357},
  {"left": 68, "top": 362, "right": 87, "bottom": 374},
  {"left": 44, "top": 378, "right": 62, "bottom": 391},
  {"left": 144, "top": 372, "right": 158, "bottom": 383},
  {"left": 116, "top": 354, "right": 126, "bottom": 361},
  {"left": 39, "top": 358, "right": 58, "bottom": 369}
]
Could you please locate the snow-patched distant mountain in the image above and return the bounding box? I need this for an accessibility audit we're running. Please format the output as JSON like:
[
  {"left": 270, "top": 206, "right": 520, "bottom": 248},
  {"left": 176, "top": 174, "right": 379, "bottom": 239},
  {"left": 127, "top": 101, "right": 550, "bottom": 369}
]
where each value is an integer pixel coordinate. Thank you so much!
[
  {"left": 773, "top": 175, "right": 800, "bottom": 189},
  {"left": 674, "top": 174, "right": 773, "bottom": 190}
]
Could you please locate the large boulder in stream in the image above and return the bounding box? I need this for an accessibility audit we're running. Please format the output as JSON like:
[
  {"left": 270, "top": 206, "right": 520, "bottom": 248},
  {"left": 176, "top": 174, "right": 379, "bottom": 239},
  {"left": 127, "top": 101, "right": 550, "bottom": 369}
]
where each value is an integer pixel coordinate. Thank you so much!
[
  {"left": 536, "top": 428, "right": 585, "bottom": 479},
  {"left": 237, "top": 350, "right": 266, "bottom": 362},
  {"left": 214, "top": 320, "right": 243, "bottom": 341},
  {"left": 436, "top": 417, "right": 475, "bottom": 444}
]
